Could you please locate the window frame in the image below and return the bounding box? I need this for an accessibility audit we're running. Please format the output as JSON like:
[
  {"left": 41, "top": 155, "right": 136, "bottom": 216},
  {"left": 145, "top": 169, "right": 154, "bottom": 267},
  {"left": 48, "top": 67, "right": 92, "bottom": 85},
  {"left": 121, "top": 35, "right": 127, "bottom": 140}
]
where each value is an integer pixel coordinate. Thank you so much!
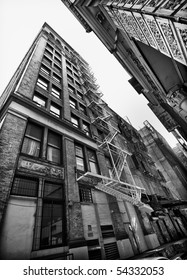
[
  {"left": 47, "top": 130, "right": 62, "bottom": 165},
  {"left": 21, "top": 122, "right": 43, "bottom": 158},
  {"left": 37, "top": 76, "right": 49, "bottom": 91},
  {"left": 11, "top": 175, "right": 39, "bottom": 197},
  {"left": 50, "top": 103, "right": 61, "bottom": 118}
]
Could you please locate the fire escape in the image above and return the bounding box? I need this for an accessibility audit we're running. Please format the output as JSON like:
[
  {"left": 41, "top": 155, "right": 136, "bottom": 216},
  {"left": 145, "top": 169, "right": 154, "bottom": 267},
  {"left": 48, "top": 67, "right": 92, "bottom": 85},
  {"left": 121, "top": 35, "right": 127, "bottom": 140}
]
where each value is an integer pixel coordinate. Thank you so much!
[{"left": 76, "top": 58, "right": 153, "bottom": 213}]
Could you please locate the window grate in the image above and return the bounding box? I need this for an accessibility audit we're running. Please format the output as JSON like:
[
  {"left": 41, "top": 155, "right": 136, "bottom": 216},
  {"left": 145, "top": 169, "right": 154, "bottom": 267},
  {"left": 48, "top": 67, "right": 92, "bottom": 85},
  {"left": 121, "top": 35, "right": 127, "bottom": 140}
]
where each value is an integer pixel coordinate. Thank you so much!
[
  {"left": 11, "top": 176, "right": 38, "bottom": 197},
  {"left": 104, "top": 242, "right": 119, "bottom": 260}
]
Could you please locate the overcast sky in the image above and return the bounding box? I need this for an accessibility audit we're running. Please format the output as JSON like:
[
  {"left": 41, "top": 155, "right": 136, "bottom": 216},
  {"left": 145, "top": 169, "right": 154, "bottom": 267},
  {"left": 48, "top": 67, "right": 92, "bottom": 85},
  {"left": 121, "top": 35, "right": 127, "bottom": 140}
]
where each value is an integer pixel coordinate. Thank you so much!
[{"left": 0, "top": 0, "right": 178, "bottom": 147}]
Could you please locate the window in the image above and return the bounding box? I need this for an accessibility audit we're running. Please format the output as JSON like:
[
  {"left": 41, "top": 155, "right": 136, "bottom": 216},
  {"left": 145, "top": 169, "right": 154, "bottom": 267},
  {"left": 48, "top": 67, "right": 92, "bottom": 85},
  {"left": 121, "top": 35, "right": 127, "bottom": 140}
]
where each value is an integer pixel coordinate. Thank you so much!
[
  {"left": 33, "top": 93, "right": 47, "bottom": 107},
  {"left": 66, "top": 67, "right": 72, "bottom": 75},
  {"left": 75, "top": 81, "right": 81, "bottom": 89},
  {"left": 68, "top": 85, "right": 75, "bottom": 94},
  {"left": 47, "top": 131, "right": 61, "bottom": 164},
  {"left": 11, "top": 176, "right": 38, "bottom": 197},
  {"left": 40, "top": 182, "right": 64, "bottom": 248},
  {"left": 50, "top": 103, "right": 61, "bottom": 117},
  {"left": 22, "top": 122, "right": 43, "bottom": 157},
  {"left": 65, "top": 46, "right": 69, "bottom": 52},
  {"left": 67, "top": 75, "right": 74, "bottom": 84},
  {"left": 54, "top": 57, "right": 61, "bottom": 66},
  {"left": 43, "top": 55, "right": 52, "bottom": 67},
  {"left": 105, "top": 157, "right": 113, "bottom": 178},
  {"left": 79, "top": 104, "right": 87, "bottom": 115},
  {"left": 37, "top": 76, "right": 49, "bottom": 91},
  {"left": 88, "top": 149, "right": 99, "bottom": 174},
  {"left": 51, "top": 85, "right": 61, "bottom": 98},
  {"left": 69, "top": 97, "right": 77, "bottom": 109},
  {"left": 74, "top": 73, "right": 79, "bottom": 81},
  {"left": 40, "top": 64, "right": 50, "bottom": 76},
  {"left": 101, "top": 225, "right": 115, "bottom": 238},
  {"left": 46, "top": 43, "right": 53, "bottom": 52},
  {"left": 71, "top": 115, "right": 79, "bottom": 128},
  {"left": 79, "top": 186, "right": 92, "bottom": 203},
  {"left": 53, "top": 73, "right": 61, "bottom": 84},
  {"left": 55, "top": 51, "right": 61, "bottom": 59},
  {"left": 77, "top": 91, "right": 83, "bottom": 100},
  {"left": 82, "top": 122, "right": 91, "bottom": 137},
  {"left": 66, "top": 60, "right": 71, "bottom": 67},
  {"left": 73, "top": 66, "right": 78, "bottom": 73},
  {"left": 45, "top": 49, "right": 53, "bottom": 58},
  {"left": 53, "top": 64, "right": 61, "bottom": 74},
  {"left": 75, "top": 145, "right": 85, "bottom": 171}
]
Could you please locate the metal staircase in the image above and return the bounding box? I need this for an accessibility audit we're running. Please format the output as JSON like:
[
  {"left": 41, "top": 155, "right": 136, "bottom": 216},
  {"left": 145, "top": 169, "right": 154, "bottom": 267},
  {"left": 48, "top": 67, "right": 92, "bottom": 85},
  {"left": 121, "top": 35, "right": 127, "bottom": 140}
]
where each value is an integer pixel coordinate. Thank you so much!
[{"left": 76, "top": 57, "right": 153, "bottom": 213}]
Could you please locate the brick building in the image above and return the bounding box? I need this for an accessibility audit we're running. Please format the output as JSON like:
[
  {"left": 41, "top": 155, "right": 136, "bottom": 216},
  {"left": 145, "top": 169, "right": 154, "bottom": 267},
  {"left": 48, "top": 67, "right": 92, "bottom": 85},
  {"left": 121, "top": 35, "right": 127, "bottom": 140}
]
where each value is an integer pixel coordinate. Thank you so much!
[
  {"left": 0, "top": 23, "right": 187, "bottom": 260},
  {"left": 61, "top": 0, "right": 187, "bottom": 152}
]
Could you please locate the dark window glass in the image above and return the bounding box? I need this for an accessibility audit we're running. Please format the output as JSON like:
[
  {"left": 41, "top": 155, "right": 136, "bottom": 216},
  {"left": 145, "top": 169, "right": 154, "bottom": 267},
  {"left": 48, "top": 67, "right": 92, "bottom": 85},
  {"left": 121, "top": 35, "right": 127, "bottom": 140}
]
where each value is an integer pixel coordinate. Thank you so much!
[
  {"left": 79, "top": 104, "right": 87, "bottom": 115},
  {"left": 79, "top": 186, "right": 92, "bottom": 203},
  {"left": 22, "top": 123, "right": 43, "bottom": 157},
  {"left": 53, "top": 64, "right": 61, "bottom": 74},
  {"left": 11, "top": 176, "right": 38, "bottom": 197},
  {"left": 77, "top": 91, "right": 83, "bottom": 100},
  {"left": 53, "top": 73, "right": 61, "bottom": 84}
]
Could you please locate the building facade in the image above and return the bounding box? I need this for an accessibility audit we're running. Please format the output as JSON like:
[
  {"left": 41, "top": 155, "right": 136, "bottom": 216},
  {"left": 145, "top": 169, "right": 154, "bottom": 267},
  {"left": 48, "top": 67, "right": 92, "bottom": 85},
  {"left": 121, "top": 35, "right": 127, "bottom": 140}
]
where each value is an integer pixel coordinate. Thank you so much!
[
  {"left": 0, "top": 23, "right": 187, "bottom": 260},
  {"left": 61, "top": 0, "right": 187, "bottom": 151}
]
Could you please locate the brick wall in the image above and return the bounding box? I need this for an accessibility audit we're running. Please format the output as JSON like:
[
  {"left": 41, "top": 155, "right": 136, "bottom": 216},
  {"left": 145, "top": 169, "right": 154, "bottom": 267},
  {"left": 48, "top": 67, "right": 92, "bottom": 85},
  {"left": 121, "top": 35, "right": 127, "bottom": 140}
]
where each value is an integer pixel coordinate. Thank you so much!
[{"left": 0, "top": 112, "right": 27, "bottom": 223}]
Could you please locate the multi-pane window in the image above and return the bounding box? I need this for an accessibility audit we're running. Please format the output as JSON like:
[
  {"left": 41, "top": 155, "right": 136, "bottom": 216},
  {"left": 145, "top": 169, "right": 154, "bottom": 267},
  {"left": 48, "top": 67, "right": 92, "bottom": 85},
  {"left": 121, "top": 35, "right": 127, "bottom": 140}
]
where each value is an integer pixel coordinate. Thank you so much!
[
  {"left": 71, "top": 115, "right": 79, "bottom": 128},
  {"left": 69, "top": 97, "right": 77, "bottom": 109},
  {"left": 40, "top": 64, "right": 50, "bottom": 76},
  {"left": 47, "top": 131, "right": 61, "bottom": 164},
  {"left": 50, "top": 103, "right": 61, "bottom": 117},
  {"left": 79, "top": 104, "right": 87, "bottom": 115},
  {"left": 46, "top": 43, "right": 53, "bottom": 52},
  {"left": 75, "top": 81, "right": 81, "bottom": 89},
  {"left": 53, "top": 73, "right": 61, "bottom": 84},
  {"left": 73, "top": 66, "right": 78, "bottom": 73},
  {"left": 74, "top": 73, "right": 79, "bottom": 81},
  {"left": 37, "top": 76, "right": 49, "bottom": 91},
  {"left": 55, "top": 51, "right": 61, "bottom": 60},
  {"left": 79, "top": 186, "right": 92, "bottom": 203},
  {"left": 22, "top": 122, "right": 43, "bottom": 157},
  {"left": 77, "top": 91, "right": 83, "bottom": 100},
  {"left": 43, "top": 56, "right": 52, "bottom": 67},
  {"left": 54, "top": 57, "right": 61, "bottom": 66},
  {"left": 11, "top": 176, "right": 38, "bottom": 197},
  {"left": 67, "top": 67, "right": 73, "bottom": 75},
  {"left": 53, "top": 64, "right": 61, "bottom": 74},
  {"left": 83, "top": 122, "right": 91, "bottom": 137},
  {"left": 40, "top": 182, "right": 64, "bottom": 248},
  {"left": 67, "top": 75, "right": 74, "bottom": 84},
  {"left": 75, "top": 145, "right": 85, "bottom": 171},
  {"left": 33, "top": 93, "right": 47, "bottom": 108},
  {"left": 68, "top": 85, "right": 75, "bottom": 94},
  {"left": 51, "top": 85, "right": 61, "bottom": 98},
  {"left": 66, "top": 60, "right": 71, "bottom": 67},
  {"left": 45, "top": 49, "right": 53, "bottom": 58},
  {"left": 88, "top": 149, "right": 99, "bottom": 174}
]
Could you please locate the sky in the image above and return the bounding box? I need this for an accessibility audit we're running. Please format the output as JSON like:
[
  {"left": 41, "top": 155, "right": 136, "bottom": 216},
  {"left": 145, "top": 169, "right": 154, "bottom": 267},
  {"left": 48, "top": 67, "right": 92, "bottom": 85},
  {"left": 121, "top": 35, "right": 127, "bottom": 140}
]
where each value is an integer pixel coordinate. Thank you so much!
[{"left": 0, "top": 0, "right": 178, "bottom": 147}]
